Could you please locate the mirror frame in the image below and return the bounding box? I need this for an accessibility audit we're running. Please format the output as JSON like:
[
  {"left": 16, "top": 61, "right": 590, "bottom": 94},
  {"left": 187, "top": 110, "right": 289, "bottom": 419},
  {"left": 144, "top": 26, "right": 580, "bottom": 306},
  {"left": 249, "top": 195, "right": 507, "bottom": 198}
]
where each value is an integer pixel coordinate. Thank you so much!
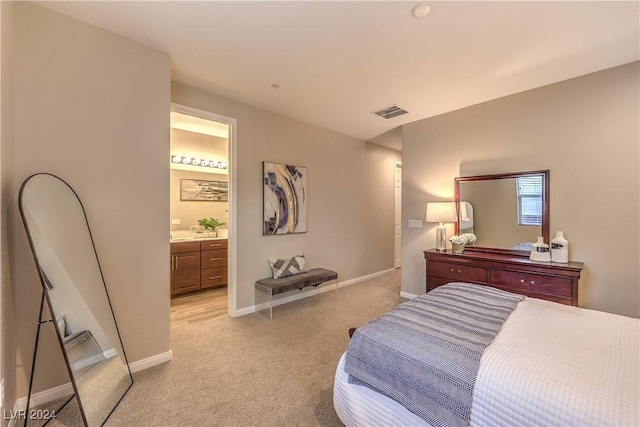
[
  {"left": 454, "top": 170, "right": 550, "bottom": 257},
  {"left": 19, "top": 173, "right": 133, "bottom": 426}
]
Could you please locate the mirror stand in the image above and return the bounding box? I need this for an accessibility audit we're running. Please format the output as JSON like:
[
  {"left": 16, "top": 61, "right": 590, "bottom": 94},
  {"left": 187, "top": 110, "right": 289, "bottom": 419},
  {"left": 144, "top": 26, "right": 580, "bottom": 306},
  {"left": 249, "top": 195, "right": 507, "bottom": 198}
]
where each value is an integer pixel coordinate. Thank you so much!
[
  {"left": 19, "top": 173, "right": 134, "bottom": 427},
  {"left": 24, "top": 291, "right": 77, "bottom": 427}
]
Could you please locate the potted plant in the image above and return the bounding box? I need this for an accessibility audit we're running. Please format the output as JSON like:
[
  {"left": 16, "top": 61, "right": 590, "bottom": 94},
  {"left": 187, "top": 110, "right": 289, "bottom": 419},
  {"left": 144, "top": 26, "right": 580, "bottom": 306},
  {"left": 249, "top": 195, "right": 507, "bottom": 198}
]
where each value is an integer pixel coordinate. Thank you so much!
[{"left": 199, "top": 218, "right": 225, "bottom": 237}]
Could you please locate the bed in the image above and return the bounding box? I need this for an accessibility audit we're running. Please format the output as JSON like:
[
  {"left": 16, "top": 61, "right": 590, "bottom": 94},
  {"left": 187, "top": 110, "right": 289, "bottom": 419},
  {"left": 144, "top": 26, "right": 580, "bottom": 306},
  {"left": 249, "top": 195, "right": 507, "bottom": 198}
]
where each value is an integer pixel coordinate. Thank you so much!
[{"left": 333, "top": 282, "right": 639, "bottom": 427}]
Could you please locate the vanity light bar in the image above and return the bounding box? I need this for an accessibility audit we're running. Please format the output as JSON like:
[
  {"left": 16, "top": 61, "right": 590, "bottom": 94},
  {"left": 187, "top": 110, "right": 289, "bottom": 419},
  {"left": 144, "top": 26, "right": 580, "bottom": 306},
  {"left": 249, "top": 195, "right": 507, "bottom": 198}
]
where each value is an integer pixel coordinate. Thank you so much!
[{"left": 171, "top": 155, "right": 227, "bottom": 170}]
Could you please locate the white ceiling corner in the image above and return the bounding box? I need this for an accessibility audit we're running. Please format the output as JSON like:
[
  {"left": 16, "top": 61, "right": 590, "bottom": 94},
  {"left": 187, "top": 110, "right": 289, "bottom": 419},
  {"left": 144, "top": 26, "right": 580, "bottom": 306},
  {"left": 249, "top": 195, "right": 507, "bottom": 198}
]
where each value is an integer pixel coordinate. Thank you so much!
[{"left": 36, "top": 1, "right": 640, "bottom": 151}]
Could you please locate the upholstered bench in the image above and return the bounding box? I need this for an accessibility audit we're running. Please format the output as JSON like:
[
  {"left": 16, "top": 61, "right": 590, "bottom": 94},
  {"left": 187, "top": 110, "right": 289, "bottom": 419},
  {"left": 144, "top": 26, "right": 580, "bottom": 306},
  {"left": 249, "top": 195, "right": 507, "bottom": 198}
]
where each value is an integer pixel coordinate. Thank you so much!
[{"left": 255, "top": 268, "right": 338, "bottom": 319}]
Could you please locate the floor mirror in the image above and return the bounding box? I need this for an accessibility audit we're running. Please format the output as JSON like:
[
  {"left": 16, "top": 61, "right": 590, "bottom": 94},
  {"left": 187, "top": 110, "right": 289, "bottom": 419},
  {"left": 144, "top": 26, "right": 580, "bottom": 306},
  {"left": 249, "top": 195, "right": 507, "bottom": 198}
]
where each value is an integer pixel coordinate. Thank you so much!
[{"left": 19, "top": 173, "right": 133, "bottom": 426}]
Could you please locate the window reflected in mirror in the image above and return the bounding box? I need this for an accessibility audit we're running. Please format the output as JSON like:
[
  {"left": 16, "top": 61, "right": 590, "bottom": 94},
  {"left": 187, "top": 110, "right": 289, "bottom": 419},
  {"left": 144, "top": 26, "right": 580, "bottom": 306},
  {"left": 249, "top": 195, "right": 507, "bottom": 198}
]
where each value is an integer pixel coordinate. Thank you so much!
[{"left": 455, "top": 170, "right": 549, "bottom": 254}]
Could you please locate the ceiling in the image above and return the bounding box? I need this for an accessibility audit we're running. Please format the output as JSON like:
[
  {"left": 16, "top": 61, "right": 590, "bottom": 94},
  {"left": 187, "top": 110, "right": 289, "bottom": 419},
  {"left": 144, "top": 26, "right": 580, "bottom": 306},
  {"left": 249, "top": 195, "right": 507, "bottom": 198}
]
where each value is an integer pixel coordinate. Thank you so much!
[{"left": 37, "top": 1, "right": 639, "bottom": 151}]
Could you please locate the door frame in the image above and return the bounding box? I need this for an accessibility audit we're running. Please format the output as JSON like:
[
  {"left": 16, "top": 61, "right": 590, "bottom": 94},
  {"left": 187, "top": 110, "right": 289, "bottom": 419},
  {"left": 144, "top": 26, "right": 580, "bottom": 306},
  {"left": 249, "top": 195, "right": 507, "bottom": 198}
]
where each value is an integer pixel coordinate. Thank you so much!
[
  {"left": 170, "top": 103, "right": 238, "bottom": 317},
  {"left": 394, "top": 161, "right": 402, "bottom": 269}
]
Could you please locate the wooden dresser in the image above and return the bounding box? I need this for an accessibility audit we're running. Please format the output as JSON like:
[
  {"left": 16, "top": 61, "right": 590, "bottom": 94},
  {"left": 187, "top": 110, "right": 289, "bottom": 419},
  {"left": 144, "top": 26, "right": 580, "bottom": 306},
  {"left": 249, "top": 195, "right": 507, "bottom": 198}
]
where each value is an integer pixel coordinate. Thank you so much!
[{"left": 424, "top": 249, "right": 583, "bottom": 306}]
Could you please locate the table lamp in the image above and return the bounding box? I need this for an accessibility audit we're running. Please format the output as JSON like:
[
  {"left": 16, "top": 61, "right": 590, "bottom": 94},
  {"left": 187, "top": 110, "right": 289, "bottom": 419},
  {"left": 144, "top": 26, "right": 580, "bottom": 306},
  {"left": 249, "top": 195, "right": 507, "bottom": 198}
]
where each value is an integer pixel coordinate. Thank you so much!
[{"left": 426, "top": 202, "right": 458, "bottom": 252}]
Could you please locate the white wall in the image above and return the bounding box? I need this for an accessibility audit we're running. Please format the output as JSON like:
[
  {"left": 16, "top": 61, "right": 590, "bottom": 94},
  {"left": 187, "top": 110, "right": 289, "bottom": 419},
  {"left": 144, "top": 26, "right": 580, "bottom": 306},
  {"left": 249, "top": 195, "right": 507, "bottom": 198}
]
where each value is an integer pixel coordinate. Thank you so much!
[
  {"left": 402, "top": 62, "right": 639, "bottom": 318},
  {"left": 10, "top": 2, "right": 170, "bottom": 398},
  {"left": 172, "top": 82, "right": 402, "bottom": 311}
]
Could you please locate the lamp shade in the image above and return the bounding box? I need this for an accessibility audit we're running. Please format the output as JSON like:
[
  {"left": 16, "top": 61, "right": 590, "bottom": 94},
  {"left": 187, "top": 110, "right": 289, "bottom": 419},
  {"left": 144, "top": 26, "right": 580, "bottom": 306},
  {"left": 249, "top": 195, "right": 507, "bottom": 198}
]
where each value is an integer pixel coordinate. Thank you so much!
[{"left": 426, "top": 202, "right": 458, "bottom": 223}]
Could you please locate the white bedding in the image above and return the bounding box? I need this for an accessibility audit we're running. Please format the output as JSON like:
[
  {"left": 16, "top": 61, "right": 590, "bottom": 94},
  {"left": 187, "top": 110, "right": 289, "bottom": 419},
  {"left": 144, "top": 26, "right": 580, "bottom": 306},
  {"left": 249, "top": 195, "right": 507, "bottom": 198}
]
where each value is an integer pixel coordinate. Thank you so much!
[
  {"left": 334, "top": 352, "right": 430, "bottom": 427},
  {"left": 470, "top": 297, "right": 639, "bottom": 427},
  {"left": 334, "top": 297, "right": 639, "bottom": 427}
]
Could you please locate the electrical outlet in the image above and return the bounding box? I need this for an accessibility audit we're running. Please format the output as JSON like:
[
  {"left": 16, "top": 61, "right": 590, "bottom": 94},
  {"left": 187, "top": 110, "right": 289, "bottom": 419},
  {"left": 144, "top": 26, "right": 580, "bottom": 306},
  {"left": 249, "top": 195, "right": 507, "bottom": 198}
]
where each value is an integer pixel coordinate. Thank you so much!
[
  {"left": 408, "top": 219, "right": 423, "bottom": 229},
  {"left": 171, "top": 219, "right": 181, "bottom": 225}
]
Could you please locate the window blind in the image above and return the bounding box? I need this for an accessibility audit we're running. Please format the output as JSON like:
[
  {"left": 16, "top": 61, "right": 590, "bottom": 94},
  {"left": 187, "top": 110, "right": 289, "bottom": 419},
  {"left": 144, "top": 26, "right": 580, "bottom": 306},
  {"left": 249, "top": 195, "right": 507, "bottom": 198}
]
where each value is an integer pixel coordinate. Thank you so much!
[{"left": 516, "top": 176, "right": 543, "bottom": 226}]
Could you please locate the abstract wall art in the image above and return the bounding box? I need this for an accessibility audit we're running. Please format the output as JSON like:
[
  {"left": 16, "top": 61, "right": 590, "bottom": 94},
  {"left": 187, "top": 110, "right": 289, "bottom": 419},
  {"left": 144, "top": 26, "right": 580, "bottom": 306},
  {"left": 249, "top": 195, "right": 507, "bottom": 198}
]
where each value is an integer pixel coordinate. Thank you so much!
[{"left": 263, "top": 162, "right": 307, "bottom": 235}]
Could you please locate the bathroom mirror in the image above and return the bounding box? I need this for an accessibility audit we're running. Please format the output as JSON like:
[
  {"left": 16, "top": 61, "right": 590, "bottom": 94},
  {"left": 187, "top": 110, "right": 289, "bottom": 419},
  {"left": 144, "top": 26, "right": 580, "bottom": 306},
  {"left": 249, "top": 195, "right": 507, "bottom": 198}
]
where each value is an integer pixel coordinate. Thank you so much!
[
  {"left": 19, "top": 173, "right": 132, "bottom": 426},
  {"left": 454, "top": 170, "right": 549, "bottom": 256}
]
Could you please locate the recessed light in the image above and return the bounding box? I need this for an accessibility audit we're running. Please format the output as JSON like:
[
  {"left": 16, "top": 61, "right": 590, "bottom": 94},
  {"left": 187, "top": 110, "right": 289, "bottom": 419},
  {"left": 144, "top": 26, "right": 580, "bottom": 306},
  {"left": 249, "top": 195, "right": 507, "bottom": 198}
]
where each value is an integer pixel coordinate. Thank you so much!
[
  {"left": 412, "top": 2, "right": 431, "bottom": 18},
  {"left": 271, "top": 84, "right": 280, "bottom": 89}
]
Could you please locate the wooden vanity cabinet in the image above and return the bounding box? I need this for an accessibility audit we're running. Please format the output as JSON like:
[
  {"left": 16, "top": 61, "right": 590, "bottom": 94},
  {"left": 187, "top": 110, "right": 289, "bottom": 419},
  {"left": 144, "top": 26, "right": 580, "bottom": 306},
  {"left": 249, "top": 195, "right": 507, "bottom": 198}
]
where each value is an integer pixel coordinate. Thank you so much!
[
  {"left": 170, "top": 239, "right": 228, "bottom": 296},
  {"left": 200, "top": 240, "right": 228, "bottom": 290},
  {"left": 424, "top": 249, "right": 583, "bottom": 306},
  {"left": 170, "top": 241, "right": 200, "bottom": 295}
]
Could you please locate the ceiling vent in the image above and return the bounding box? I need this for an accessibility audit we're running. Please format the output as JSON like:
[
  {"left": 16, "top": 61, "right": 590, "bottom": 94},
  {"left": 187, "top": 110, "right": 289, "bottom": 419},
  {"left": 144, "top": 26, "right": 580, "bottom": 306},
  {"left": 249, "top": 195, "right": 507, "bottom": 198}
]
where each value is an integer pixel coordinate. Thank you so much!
[{"left": 372, "top": 104, "right": 408, "bottom": 119}]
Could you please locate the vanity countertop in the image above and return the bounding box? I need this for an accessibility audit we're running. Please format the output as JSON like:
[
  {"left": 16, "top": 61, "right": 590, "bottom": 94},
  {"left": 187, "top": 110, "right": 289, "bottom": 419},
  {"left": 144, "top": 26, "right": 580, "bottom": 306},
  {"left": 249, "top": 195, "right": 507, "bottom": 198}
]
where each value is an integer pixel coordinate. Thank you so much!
[{"left": 170, "top": 235, "right": 227, "bottom": 243}]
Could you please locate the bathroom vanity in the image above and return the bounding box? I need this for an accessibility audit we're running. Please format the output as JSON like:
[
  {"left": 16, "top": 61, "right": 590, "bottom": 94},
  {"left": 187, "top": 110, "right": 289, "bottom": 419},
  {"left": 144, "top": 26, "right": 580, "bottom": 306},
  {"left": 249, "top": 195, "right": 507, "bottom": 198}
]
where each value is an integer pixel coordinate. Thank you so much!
[{"left": 170, "top": 237, "right": 228, "bottom": 296}]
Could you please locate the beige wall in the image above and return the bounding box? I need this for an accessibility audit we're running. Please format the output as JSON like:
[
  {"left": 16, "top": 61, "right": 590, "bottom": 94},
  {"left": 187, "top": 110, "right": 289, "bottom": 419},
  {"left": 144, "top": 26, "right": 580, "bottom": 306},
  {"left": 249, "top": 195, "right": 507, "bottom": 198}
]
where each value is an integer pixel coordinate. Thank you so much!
[
  {"left": 3, "top": 2, "right": 401, "bottom": 404},
  {"left": 9, "top": 2, "right": 171, "bottom": 399},
  {"left": 402, "top": 62, "right": 639, "bottom": 318},
  {"left": 170, "top": 128, "right": 229, "bottom": 231},
  {"left": 170, "top": 169, "right": 229, "bottom": 231},
  {"left": 1, "top": 1, "right": 16, "bottom": 419},
  {"left": 461, "top": 179, "right": 539, "bottom": 248},
  {"left": 171, "top": 128, "right": 228, "bottom": 164},
  {"left": 172, "top": 82, "right": 401, "bottom": 310}
]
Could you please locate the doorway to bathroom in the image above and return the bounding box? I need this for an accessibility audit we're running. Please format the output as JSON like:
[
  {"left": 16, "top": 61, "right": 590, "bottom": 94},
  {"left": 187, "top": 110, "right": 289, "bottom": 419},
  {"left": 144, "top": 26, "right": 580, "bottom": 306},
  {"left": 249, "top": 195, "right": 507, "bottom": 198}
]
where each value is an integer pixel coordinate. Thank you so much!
[{"left": 168, "top": 104, "right": 237, "bottom": 329}]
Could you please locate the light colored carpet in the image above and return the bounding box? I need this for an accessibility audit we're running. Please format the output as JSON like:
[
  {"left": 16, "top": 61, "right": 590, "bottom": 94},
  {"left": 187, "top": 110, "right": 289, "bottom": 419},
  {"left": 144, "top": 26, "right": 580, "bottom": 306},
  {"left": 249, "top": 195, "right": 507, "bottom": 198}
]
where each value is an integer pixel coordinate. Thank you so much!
[{"left": 39, "top": 269, "right": 405, "bottom": 426}]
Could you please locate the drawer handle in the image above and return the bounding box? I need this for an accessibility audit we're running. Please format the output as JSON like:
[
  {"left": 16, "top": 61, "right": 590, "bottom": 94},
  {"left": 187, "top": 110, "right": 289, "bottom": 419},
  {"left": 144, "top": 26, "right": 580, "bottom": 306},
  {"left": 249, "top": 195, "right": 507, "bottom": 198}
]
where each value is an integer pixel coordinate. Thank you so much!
[
  {"left": 520, "top": 279, "right": 536, "bottom": 286},
  {"left": 208, "top": 244, "right": 223, "bottom": 247},
  {"left": 209, "top": 257, "right": 223, "bottom": 261},
  {"left": 209, "top": 275, "right": 223, "bottom": 280},
  {"left": 450, "top": 268, "right": 462, "bottom": 274}
]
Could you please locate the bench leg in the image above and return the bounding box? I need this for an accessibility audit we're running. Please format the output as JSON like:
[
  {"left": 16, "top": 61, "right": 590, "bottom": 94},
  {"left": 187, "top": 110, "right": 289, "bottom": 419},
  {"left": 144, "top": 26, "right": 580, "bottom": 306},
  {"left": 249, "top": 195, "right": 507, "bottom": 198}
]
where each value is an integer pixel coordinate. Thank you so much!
[{"left": 255, "top": 284, "right": 274, "bottom": 320}]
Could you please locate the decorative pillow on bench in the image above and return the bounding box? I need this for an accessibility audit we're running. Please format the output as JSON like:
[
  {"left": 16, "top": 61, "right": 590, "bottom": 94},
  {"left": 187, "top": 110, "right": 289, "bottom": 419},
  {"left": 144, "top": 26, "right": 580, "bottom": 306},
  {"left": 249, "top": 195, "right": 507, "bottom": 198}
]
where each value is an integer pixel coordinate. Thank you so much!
[{"left": 269, "top": 256, "right": 309, "bottom": 279}]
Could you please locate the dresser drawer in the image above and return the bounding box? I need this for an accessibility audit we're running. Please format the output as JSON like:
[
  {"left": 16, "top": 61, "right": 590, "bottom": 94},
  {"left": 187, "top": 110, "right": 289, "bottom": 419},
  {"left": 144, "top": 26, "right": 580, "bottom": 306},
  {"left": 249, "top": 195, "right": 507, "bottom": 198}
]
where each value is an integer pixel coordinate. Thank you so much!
[
  {"left": 200, "top": 239, "right": 228, "bottom": 250},
  {"left": 429, "top": 261, "right": 487, "bottom": 283},
  {"left": 201, "top": 267, "right": 227, "bottom": 289},
  {"left": 201, "top": 249, "right": 227, "bottom": 269},
  {"left": 490, "top": 269, "right": 572, "bottom": 299},
  {"left": 427, "top": 275, "right": 459, "bottom": 291}
]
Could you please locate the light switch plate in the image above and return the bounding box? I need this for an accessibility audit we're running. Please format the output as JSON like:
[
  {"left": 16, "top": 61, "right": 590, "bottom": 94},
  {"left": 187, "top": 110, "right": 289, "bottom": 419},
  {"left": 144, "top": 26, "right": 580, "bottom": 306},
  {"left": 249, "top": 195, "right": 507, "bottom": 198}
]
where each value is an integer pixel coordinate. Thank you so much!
[
  {"left": 171, "top": 219, "right": 181, "bottom": 225},
  {"left": 408, "top": 219, "right": 423, "bottom": 228}
]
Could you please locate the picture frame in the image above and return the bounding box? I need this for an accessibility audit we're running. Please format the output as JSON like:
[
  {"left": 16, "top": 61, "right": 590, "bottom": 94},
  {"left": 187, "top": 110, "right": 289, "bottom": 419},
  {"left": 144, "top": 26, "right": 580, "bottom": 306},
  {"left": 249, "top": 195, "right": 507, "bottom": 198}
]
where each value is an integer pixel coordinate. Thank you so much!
[
  {"left": 180, "top": 179, "right": 228, "bottom": 201},
  {"left": 263, "top": 162, "right": 307, "bottom": 235}
]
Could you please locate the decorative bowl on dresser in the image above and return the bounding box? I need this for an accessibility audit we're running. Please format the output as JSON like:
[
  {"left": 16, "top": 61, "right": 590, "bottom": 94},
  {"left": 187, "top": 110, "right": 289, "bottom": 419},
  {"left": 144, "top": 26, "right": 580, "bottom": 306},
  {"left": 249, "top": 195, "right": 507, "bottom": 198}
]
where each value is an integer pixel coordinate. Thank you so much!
[{"left": 424, "top": 249, "right": 583, "bottom": 306}]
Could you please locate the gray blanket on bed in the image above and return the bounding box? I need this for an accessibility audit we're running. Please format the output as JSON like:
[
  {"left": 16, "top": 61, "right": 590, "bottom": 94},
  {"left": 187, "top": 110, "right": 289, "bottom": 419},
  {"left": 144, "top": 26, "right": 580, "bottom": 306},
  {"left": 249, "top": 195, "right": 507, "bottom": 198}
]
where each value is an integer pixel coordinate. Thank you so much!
[{"left": 345, "top": 282, "right": 524, "bottom": 427}]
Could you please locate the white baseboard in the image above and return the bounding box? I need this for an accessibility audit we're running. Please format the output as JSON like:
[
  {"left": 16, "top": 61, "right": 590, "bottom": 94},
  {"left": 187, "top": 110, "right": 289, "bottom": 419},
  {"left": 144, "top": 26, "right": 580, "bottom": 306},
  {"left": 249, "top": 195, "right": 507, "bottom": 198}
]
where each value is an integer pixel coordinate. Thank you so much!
[
  {"left": 234, "top": 305, "right": 255, "bottom": 317},
  {"left": 103, "top": 348, "right": 117, "bottom": 359},
  {"left": 340, "top": 268, "right": 396, "bottom": 286},
  {"left": 128, "top": 349, "right": 172, "bottom": 373},
  {"left": 400, "top": 291, "right": 419, "bottom": 299},
  {"left": 242, "top": 268, "right": 398, "bottom": 316},
  {"left": 10, "top": 382, "right": 74, "bottom": 427},
  {"left": 8, "top": 349, "right": 174, "bottom": 425}
]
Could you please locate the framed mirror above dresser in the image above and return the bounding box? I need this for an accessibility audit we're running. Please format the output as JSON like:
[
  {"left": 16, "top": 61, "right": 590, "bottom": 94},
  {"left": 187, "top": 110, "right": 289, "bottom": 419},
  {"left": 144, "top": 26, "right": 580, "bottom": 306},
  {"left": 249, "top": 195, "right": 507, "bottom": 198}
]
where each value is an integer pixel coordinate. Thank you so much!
[
  {"left": 454, "top": 170, "right": 549, "bottom": 256},
  {"left": 425, "top": 169, "right": 583, "bottom": 306}
]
